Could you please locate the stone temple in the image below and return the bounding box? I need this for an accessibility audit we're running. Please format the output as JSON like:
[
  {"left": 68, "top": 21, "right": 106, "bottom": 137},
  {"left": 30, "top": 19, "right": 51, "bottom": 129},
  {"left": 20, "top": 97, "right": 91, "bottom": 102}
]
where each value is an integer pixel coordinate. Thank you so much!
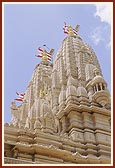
[{"left": 4, "top": 24, "right": 111, "bottom": 165}]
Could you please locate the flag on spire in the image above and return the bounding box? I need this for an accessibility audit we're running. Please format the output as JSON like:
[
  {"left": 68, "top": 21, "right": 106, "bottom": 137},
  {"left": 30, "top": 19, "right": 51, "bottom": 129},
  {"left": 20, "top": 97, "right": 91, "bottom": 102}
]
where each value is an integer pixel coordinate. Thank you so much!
[
  {"left": 36, "top": 46, "right": 54, "bottom": 62},
  {"left": 15, "top": 92, "right": 25, "bottom": 102},
  {"left": 63, "top": 22, "right": 68, "bottom": 34},
  {"left": 38, "top": 47, "right": 52, "bottom": 58},
  {"left": 14, "top": 98, "right": 23, "bottom": 102},
  {"left": 63, "top": 22, "right": 80, "bottom": 36},
  {"left": 16, "top": 92, "right": 25, "bottom": 98}
]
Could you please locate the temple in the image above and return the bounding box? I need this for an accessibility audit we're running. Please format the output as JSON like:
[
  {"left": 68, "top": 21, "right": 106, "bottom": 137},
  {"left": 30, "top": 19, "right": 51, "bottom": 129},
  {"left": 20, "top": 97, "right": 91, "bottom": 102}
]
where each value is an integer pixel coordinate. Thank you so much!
[{"left": 4, "top": 24, "right": 111, "bottom": 164}]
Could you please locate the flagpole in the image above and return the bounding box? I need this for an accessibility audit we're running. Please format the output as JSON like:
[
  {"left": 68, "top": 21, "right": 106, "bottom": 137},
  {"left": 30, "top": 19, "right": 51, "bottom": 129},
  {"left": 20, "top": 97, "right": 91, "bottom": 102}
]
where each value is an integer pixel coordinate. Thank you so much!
[
  {"left": 52, "top": 54, "right": 53, "bottom": 64},
  {"left": 43, "top": 44, "right": 50, "bottom": 51}
]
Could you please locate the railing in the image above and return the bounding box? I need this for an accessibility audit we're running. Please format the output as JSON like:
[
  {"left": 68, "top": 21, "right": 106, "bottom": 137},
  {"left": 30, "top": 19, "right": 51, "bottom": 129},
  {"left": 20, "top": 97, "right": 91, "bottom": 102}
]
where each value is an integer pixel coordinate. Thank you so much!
[{"left": 4, "top": 157, "right": 35, "bottom": 164}]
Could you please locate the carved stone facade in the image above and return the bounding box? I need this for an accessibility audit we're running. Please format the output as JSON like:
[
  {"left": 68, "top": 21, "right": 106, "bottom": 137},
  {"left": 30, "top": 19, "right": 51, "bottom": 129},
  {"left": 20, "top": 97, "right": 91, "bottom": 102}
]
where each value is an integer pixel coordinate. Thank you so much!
[{"left": 4, "top": 35, "right": 111, "bottom": 164}]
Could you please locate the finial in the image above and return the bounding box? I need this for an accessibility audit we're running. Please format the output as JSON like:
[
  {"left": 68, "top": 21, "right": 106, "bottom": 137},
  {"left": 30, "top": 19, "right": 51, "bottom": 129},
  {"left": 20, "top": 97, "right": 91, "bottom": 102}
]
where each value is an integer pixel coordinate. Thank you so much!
[
  {"left": 63, "top": 22, "right": 80, "bottom": 37},
  {"left": 36, "top": 47, "right": 54, "bottom": 63},
  {"left": 42, "top": 50, "right": 48, "bottom": 61}
]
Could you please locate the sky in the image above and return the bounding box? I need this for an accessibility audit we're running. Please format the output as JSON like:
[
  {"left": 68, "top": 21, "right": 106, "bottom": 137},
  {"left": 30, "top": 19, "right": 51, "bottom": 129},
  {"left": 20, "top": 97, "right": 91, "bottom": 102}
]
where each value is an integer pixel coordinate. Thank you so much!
[{"left": 3, "top": 2, "right": 112, "bottom": 123}]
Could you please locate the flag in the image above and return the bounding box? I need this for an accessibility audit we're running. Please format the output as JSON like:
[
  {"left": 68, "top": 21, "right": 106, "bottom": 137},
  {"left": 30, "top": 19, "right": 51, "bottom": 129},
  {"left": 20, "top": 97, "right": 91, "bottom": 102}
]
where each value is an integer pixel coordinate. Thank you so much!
[
  {"left": 46, "top": 52, "right": 52, "bottom": 58},
  {"left": 63, "top": 22, "right": 68, "bottom": 34},
  {"left": 16, "top": 92, "right": 25, "bottom": 98},
  {"left": 63, "top": 22, "right": 79, "bottom": 36},
  {"left": 14, "top": 98, "right": 23, "bottom": 102},
  {"left": 47, "top": 57, "right": 51, "bottom": 61},
  {"left": 73, "top": 25, "right": 80, "bottom": 35},
  {"left": 15, "top": 91, "right": 25, "bottom": 102},
  {"left": 38, "top": 47, "right": 43, "bottom": 52},
  {"left": 63, "top": 22, "right": 68, "bottom": 29},
  {"left": 36, "top": 47, "right": 52, "bottom": 61},
  {"left": 35, "top": 54, "right": 42, "bottom": 58},
  {"left": 73, "top": 28, "right": 78, "bottom": 35}
]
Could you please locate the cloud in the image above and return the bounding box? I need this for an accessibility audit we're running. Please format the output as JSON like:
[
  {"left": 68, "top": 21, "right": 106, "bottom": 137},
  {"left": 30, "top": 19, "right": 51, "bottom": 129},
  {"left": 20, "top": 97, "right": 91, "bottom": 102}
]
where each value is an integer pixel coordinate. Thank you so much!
[
  {"left": 106, "top": 40, "right": 111, "bottom": 49},
  {"left": 94, "top": 3, "right": 112, "bottom": 25},
  {"left": 90, "top": 25, "right": 111, "bottom": 49},
  {"left": 90, "top": 26, "right": 104, "bottom": 45},
  {"left": 89, "top": 3, "right": 112, "bottom": 48}
]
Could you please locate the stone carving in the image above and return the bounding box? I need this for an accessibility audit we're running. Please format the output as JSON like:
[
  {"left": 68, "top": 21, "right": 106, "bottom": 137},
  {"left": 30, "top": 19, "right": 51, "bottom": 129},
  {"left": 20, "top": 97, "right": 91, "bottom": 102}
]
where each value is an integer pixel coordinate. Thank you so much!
[
  {"left": 13, "top": 148, "right": 18, "bottom": 158},
  {"left": 49, "top": 145, "right": 58, "bottom": 150},
  {"left": 10, "top": 101, "right": 20, "bottom": 127},
  {"left": 72, "top": 151, "right": 88, "bottom": 158},
  {"left": 85, "top": 64, "right": 97, "bottom": 82},
  {"left": 25, "top": 117, "right": 30, "bottom": 129}
]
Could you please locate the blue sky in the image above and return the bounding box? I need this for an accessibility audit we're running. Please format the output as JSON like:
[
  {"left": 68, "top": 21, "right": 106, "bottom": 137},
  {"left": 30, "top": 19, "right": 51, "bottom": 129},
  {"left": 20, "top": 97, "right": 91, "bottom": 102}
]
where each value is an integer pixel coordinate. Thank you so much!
[{"left": 3, "top": 2, "right": 112, "bottom": 123}]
